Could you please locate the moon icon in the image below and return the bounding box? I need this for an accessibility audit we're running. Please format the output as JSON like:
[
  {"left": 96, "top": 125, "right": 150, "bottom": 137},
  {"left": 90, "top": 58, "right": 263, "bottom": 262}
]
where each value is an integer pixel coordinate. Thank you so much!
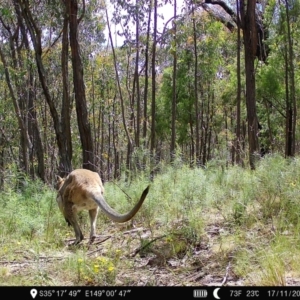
[{"left": 213, "top": 288, "right": 221, "bottom": 299}]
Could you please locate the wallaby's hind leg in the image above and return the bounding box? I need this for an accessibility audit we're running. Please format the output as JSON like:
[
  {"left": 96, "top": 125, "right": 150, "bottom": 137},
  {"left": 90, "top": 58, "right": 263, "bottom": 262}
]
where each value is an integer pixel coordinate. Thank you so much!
[
  {"left": 65, "top": 203, "right": 84, "bottom": 245},
  {"left": 89, "top": 208, "right": 99, "bottom": 243}
]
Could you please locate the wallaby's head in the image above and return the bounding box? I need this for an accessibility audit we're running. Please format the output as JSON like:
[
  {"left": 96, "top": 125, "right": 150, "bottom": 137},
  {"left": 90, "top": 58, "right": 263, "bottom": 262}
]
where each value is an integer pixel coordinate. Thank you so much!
[{"left": 55, "top": 175, "right": 66, "bottom": 216}]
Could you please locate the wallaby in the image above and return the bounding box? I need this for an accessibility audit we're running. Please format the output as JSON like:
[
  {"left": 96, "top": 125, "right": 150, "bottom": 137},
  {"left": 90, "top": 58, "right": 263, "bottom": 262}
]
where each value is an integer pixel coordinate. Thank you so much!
[{"left": 55, "top": 169, "right": 150, "bottom": 245}]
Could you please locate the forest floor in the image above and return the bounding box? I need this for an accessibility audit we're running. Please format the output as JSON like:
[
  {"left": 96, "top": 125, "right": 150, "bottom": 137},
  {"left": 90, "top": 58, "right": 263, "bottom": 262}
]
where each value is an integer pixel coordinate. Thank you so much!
[{"left": 2, "top": 211, "right": 300, "bottom": 287}]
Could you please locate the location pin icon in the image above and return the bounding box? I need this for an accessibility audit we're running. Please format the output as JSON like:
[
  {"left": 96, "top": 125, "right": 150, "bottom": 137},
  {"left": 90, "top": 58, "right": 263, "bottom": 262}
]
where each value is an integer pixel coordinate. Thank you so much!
[{"left": 30, "top": 289, "right": 38, "bottom": 299}]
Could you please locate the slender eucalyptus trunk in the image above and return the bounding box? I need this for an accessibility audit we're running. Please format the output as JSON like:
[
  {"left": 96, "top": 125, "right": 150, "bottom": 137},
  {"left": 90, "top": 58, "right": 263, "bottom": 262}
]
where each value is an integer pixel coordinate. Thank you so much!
[
  {"left": 171, "top": 0, "right": 177, "bottom": 162},
  {"left": 240, "top": 0, "right": 259, "bottom": 169},
  {"left": 67, "top": 0, "right": 95, "bottom": 171}
]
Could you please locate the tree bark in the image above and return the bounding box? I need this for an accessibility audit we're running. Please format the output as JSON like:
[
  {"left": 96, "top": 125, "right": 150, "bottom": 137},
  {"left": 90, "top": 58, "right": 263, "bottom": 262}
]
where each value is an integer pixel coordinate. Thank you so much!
[
  {"left": 134, "top": 0, "right": 141, "bottom": 148},
  {"left": 60, "top": 9, "right": 73, "bottom": 173},
  {"left": 170, "top": 0, "right": 177, "bottom": 162},
  {"left": 66, "top": 0, "right": 95, "bottom": 171},
  {"left": 284, "top": 0, "right": 296, "bottom": 157},
  {"left": 150, "top": 0, "right": 157, "bottom": 178},
  {"left": 192, "top": 2, "right": 200, "bottom": 166},
  {"left": 240, "top": 0, "right": 259, "bottom": 169},
  {"left": 143, "top": 1, "right": 152, "bottom": 147},
  {"left": 235, "top": 0, "right": 242, "bottom": 165}
]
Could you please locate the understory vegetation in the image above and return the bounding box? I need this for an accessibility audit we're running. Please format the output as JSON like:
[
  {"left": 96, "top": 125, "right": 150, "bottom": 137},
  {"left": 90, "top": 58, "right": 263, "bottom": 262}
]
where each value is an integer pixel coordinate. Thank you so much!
[{"left": 1, "top": 154, "right": 300, "bottom": 286}]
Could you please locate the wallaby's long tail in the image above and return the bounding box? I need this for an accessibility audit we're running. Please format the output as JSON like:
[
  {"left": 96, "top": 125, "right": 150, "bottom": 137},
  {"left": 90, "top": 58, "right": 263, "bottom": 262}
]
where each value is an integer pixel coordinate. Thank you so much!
[{"left": 92, "top": 185, "right": 150, "bottom": 223}]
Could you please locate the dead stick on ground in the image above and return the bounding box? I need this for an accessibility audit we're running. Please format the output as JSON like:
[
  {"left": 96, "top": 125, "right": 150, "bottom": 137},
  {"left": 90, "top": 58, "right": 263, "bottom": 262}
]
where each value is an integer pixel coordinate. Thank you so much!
[
  {"left": 131, "top": 234, "right": 167, "bottom": 257},
  {"left": 221, "top": 262, "right": 231, "bottom": 286},
  {"left": 123, "top": 227, "right": 145, "bottom": 235},
  {"left": 90, "top": 236, "right": 111, "bottom": 246}
]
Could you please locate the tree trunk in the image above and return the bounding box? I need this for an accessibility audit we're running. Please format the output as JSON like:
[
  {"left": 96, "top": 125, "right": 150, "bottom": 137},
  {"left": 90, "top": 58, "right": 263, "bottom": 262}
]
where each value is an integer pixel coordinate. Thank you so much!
[
  {"left": 171, "top": 0, "right": 177, "bottom": 162},
  {"left": 240, "top": 0, "right": 259, "bottom": 169},
  {"left": 284, "top": 42, "right": 292, "bottom": 157},
  {"left": 28, "top": 71, "right": 45, "bottom": 181},
  {"left": 150, "top": 0, "right": 157, "bottom": 179},
  {"left": 60, "top": 10, "right": 73, "bottom": 174},
  {"left": 134, "top": 0, "right": 141, "bottom": 148},
  {"left": 0, "top": 45, "right": 32, "bottom": 176},
  {"left": 67, "top": 0, "right": 95, "bottom": 171},
  {"left": 235, "top": 0, "right": 242, "bottom": 165},
  {"left": 17, "top": 0, "right": 73, "bottom": 177},
  {"left": 192, "top": 2, "right": 200, "bottom": 166},
  {"left": 105, "top": 5, "right": 132, "bottom": 176},
  {"left": 284, "top": 0, "right": 296, "bottom": 157},
  {"left": 143, "top": 1, "right": 152, "bottom": 147}
]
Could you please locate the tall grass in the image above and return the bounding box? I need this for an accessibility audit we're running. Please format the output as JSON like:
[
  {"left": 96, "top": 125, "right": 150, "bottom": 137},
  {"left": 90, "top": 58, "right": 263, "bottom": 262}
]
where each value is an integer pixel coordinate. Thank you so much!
[{"left": 1, "top": 154, "right": 300, "bottom": 285}]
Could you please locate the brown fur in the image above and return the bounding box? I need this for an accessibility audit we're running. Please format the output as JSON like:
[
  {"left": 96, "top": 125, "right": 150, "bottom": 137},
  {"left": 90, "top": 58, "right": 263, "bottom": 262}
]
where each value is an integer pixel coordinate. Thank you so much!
[{"left": 56, "top": 169, "right": 150, "bottom": 245}]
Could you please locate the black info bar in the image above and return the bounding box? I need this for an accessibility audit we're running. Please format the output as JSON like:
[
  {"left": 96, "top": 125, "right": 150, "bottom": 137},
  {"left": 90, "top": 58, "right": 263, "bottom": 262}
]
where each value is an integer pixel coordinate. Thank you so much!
[{"left": 1, "top": 286, "right": 300, "bottom": 299}]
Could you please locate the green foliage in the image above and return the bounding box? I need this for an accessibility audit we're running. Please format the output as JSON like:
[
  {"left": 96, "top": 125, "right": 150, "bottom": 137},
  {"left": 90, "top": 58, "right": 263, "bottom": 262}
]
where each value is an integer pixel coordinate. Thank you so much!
[
  {"left": 0, "top": 178, "right": 66, "bottom": 247},
  {"left": 156, "top": 11, "right": 237, "bottom": 159},
  {"left": 1, "top": 149, "right": 300, "bottom": 286}
]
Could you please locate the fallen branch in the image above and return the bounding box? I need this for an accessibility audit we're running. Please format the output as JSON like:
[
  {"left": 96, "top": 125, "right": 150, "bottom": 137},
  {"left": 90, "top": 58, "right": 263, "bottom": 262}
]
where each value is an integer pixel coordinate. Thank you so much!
[
  {"left": 123, "top": 227, "right": 146, "bottom": 235},
  {"left": 87, "top": 237, "right": 112, "bottom": 255},
  {"left": 0, "top": 256, "right": 66, "bottom": 265},
  {"left": 221, "top": 262, "right": 231, "bottom": 286},
  {"left": 131, "top": 234, "right": 167, "bottom": 257}
]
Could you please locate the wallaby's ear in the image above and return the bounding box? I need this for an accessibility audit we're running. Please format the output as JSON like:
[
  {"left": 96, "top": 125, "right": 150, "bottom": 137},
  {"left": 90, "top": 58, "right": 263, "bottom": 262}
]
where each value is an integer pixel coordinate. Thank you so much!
[
  {"left": 55, "top": 175, "right": 64, "bottom": 190},
  {"left": 56, "top": 175, "right": 63, "bottom": 181}
]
